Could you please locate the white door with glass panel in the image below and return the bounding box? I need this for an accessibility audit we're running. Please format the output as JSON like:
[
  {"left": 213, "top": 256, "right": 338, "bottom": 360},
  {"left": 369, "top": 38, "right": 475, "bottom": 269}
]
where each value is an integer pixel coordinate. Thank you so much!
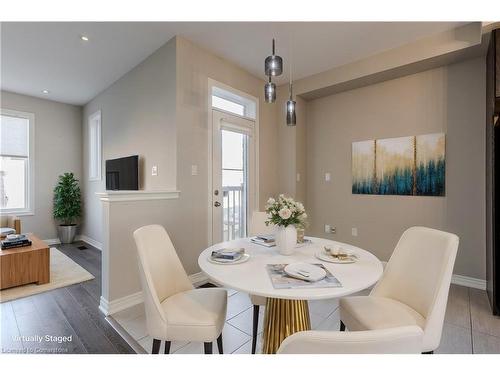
[{"left": 212, "top": 110, "right": 256, "bottom": 243}]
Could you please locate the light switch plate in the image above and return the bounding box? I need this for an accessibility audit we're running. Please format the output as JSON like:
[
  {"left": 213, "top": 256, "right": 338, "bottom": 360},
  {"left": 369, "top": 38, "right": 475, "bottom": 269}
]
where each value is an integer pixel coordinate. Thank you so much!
[
  {"left": 352, "top": 227, "right": 358, "bottom": 237},
  {"left": 296, "top": 173, "right": 301, "bottom": 182},
  {"left": 191, "top": 165, "right": 198, "bottom": 176},
  {"left": 325, "top": 172, "right": 331, "bottom": 182},
  {"left": 151, "top": 165, "right": 158, "bottom": 176}
]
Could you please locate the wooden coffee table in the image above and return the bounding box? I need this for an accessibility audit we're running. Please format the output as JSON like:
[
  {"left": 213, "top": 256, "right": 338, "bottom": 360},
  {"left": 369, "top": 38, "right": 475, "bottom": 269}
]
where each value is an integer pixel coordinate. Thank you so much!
[{"left": 0, "top": 234, "right": 50, "bottom": 290}]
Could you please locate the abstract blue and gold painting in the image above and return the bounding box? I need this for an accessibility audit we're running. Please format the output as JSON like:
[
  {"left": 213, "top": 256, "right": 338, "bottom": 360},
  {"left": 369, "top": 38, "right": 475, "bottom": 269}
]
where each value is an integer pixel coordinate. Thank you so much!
[{"left": 352, "top": 133, "right": 445, "bottom": 196}]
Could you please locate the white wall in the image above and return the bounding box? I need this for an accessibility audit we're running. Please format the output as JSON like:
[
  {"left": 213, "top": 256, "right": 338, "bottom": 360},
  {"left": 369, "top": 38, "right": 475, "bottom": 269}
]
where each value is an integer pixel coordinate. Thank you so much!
[{"left": 1, "top": 91, "right": 82, "bottom": 239}]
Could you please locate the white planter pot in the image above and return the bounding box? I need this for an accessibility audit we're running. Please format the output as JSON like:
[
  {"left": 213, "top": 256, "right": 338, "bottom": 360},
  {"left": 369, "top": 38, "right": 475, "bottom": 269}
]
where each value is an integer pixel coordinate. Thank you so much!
[{"left": 275, "top": 225, "right": 297, "bottom": 256}]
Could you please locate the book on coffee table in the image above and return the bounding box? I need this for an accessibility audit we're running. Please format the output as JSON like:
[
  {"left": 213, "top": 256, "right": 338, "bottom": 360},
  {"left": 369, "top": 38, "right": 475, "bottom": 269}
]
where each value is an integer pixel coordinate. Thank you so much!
[{"left": 1, "top": 234, "right": 32, "bottom": 250}]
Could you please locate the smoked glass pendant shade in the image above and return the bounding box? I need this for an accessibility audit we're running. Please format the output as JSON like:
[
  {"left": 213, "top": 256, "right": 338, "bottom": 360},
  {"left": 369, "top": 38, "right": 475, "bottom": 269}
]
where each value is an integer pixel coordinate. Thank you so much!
[
  {"left": 265, "top": 39, "right": 283, "bottom": 77},
  {"left": 286, "top": 80, "right": 296, "bottom": 126},
  {"left": 286, "top": 99, "right": 296, "bottom": 126},
  {"left": 265, "top": 76, "right": 276, "bottom": 103}
]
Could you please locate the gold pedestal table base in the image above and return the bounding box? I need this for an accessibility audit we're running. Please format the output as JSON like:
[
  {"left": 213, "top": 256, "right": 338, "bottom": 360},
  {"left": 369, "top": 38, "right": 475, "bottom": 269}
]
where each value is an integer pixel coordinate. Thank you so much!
[{"left": 261, "top": 298, "right": 311, "bottom": 354}]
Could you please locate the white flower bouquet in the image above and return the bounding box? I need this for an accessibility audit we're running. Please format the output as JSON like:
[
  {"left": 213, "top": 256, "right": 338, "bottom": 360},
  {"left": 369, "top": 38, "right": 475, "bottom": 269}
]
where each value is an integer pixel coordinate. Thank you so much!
[{"left": 265, "top": 194, "right": 307, "bottom": 228}]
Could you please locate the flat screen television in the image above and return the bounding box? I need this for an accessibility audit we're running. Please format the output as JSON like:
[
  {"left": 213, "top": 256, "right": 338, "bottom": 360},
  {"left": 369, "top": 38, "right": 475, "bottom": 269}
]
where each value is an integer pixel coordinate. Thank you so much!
[{"left": 105, "top": 155, "right": 139, "bottom": 190}]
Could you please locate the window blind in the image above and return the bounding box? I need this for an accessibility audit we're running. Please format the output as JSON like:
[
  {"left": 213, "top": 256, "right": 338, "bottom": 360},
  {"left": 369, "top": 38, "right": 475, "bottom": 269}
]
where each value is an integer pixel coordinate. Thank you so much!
[{"left": 0, "top": 114, "right": 29, "bottom": 157}]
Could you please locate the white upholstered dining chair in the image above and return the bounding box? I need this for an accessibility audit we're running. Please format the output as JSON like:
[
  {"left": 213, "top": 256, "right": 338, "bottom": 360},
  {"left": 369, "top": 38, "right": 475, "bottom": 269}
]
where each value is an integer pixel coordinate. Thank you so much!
[
  {"left": 339, "top": 226, "right": 459, "bottom": 354},
  {"left": 248, "top": 211, "right": 274, "bottom": 354},
  {"left": 133, "top": 224, "right": 227, "bottom": 354},
  {"left": 277, "top": 326, "right": 423, "bottom": 354}
]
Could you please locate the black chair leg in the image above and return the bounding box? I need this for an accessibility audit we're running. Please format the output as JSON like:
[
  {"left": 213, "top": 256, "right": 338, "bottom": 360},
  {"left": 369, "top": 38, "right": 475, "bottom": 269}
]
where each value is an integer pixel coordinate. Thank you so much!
[
  {"left": 251, "top": 305, "right": 260, "bottom": 354},
  {"left": 164, "top": 341, "right": 171, "bottom": 354},
  {"left": 422, "top": 351, "right": 434, "bottom": 354},
  {"left": 340, "top": 321, "right": 345, "bottom": 331},
  {"left": 152, "top": 338, "right": 161, "bottom": 354},
  {"left": 217, "top": 334, "right": 223, "bottom": 354},
  {"left": 204, "top": 342, "right": 213, "bottom": 354}
]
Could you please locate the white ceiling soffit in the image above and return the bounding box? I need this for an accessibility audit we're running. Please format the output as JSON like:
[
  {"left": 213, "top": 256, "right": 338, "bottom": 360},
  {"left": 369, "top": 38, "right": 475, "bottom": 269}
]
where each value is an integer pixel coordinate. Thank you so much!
[
  {"left": 296, "top": 22, "right": 485, "bottom": 100},
  {"left": 1, "top": 22, "right": 467, "bottom": 105}
]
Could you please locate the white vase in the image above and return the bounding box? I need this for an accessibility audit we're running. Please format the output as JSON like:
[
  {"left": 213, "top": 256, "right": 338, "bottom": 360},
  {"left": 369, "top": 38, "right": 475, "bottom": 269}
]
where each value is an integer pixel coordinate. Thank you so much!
[{"left": 275, "top": 225, "right": 297, "bottom": 255}]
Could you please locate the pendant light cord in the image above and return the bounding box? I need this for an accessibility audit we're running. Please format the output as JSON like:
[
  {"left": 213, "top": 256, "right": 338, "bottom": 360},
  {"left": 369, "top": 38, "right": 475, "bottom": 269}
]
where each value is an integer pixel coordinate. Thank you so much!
[{"left": 289, "top": 48, "right": 293, "bottom": 100}]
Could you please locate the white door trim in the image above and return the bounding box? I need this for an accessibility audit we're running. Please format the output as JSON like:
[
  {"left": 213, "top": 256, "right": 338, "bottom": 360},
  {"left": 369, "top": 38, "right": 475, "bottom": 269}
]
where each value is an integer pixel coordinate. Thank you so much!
[{"left": 207, "top": 78, "right": 259, "bottom": 246}]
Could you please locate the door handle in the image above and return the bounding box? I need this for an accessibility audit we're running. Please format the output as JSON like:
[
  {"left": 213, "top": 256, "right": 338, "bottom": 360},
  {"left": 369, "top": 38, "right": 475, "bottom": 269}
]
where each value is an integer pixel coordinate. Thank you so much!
[{"left": 214, "top": 201, "right": 221, "bottom": 207}]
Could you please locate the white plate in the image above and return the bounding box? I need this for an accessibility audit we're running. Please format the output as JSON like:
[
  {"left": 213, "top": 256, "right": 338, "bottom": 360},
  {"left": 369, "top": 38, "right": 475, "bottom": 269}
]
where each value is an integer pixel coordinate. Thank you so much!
[
  {"left": 284, "top": 263, "right": 326, "bottom": 282},
  {"left": 208, "top": 253, "right": 250, "bottom": 265},
  {"left": 315, "top": 251, "right": 357, "bottom": 264}
]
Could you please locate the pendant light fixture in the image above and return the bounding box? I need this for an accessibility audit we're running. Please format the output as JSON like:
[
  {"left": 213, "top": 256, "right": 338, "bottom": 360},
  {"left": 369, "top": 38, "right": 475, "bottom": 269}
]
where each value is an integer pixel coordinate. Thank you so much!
[
  {"left": 265, "top": 39, "right": 283, "bottom": 77},
  {"left": 263, "top": 38, "right": 281, "bottom": 103},
  {"left": 286, "top": 81, "right": 296, "bottom": 126},
  {"left": 264, "top": 75, "right": 276, "bottom": 103},
  {"left": 286, "top": 59, "right": 296, "bottom": 126}
]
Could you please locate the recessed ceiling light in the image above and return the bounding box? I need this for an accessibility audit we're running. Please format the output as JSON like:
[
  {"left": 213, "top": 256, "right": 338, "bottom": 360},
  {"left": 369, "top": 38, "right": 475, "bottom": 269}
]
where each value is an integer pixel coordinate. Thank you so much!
[
  {"left": 42, "top": 89, "right": 50, "bottom": 94},
  {"left": 80, "top": 35, "right": 89, "bottom": 42}
]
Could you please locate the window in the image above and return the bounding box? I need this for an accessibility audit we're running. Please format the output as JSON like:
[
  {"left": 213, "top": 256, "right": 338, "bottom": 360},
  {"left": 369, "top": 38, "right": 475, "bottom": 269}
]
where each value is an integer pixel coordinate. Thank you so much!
[
  {"left": 212, "top": 86, "right": 256, "bottom": 119},
  {"left": 88, "top": 110, "right": 102, "bottom": 181},
  {"left": 0, "top": 109, "right": 34, "bottom": 215},
  {"left": 212, "top": 96, "right": 245, "bottom": 116}
]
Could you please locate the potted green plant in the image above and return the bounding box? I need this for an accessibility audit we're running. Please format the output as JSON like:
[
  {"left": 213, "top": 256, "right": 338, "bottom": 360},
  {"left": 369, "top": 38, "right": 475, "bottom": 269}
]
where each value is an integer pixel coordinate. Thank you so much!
[{"left": 53, "top": 172, "right": 82, "bottom": 244}]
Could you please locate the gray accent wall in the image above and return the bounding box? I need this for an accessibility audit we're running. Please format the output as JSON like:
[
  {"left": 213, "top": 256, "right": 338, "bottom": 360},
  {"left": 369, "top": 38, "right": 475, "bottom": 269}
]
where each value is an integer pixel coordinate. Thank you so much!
[
  {"left": 304, "top": 57, "right": 486, "bottom": 279},
  {"left": 82, "top": 37, "right": 178, "bottom": 247}
]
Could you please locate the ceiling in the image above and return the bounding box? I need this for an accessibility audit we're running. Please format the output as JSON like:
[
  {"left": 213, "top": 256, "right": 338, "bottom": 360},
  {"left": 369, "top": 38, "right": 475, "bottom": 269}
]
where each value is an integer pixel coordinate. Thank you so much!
[{"left": 0, "top": 22, "right": 467, "bottom": 105}]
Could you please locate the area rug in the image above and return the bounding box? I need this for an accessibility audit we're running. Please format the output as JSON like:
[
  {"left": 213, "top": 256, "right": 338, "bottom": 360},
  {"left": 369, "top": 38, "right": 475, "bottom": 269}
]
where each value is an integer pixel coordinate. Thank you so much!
[{"left": 0, "top": 247, "right": 95, "bottom": 302}]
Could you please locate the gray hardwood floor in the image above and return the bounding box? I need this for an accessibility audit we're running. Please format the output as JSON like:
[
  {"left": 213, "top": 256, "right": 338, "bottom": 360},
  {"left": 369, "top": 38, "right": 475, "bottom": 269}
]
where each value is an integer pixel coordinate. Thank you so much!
[{"left": 0, "top": 241, "right": 135, "bottom": 354}]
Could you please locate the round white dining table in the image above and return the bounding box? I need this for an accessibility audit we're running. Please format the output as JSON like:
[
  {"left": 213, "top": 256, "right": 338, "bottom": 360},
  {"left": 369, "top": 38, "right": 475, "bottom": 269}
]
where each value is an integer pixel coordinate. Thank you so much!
[{"left": 198, "top": 236, "right": 383, "bottom": 353}]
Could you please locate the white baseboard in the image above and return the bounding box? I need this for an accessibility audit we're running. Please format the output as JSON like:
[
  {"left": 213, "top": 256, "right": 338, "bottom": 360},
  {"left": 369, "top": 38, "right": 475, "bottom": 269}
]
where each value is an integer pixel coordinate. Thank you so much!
[
  {"left": 452, "top": 274, "right": 486, "bottom": 290},
  {"left": 99, "top": 272, "right": 210, "bottom": 316},
  {"left": 382, "top": 261, "right": 485, "bottom": 290},
  {"left": 99, "top": 292, "right": 143, "bottom": 316},
  {"left": 76, "top": 235, "right": 102, "bottom": 251}
]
